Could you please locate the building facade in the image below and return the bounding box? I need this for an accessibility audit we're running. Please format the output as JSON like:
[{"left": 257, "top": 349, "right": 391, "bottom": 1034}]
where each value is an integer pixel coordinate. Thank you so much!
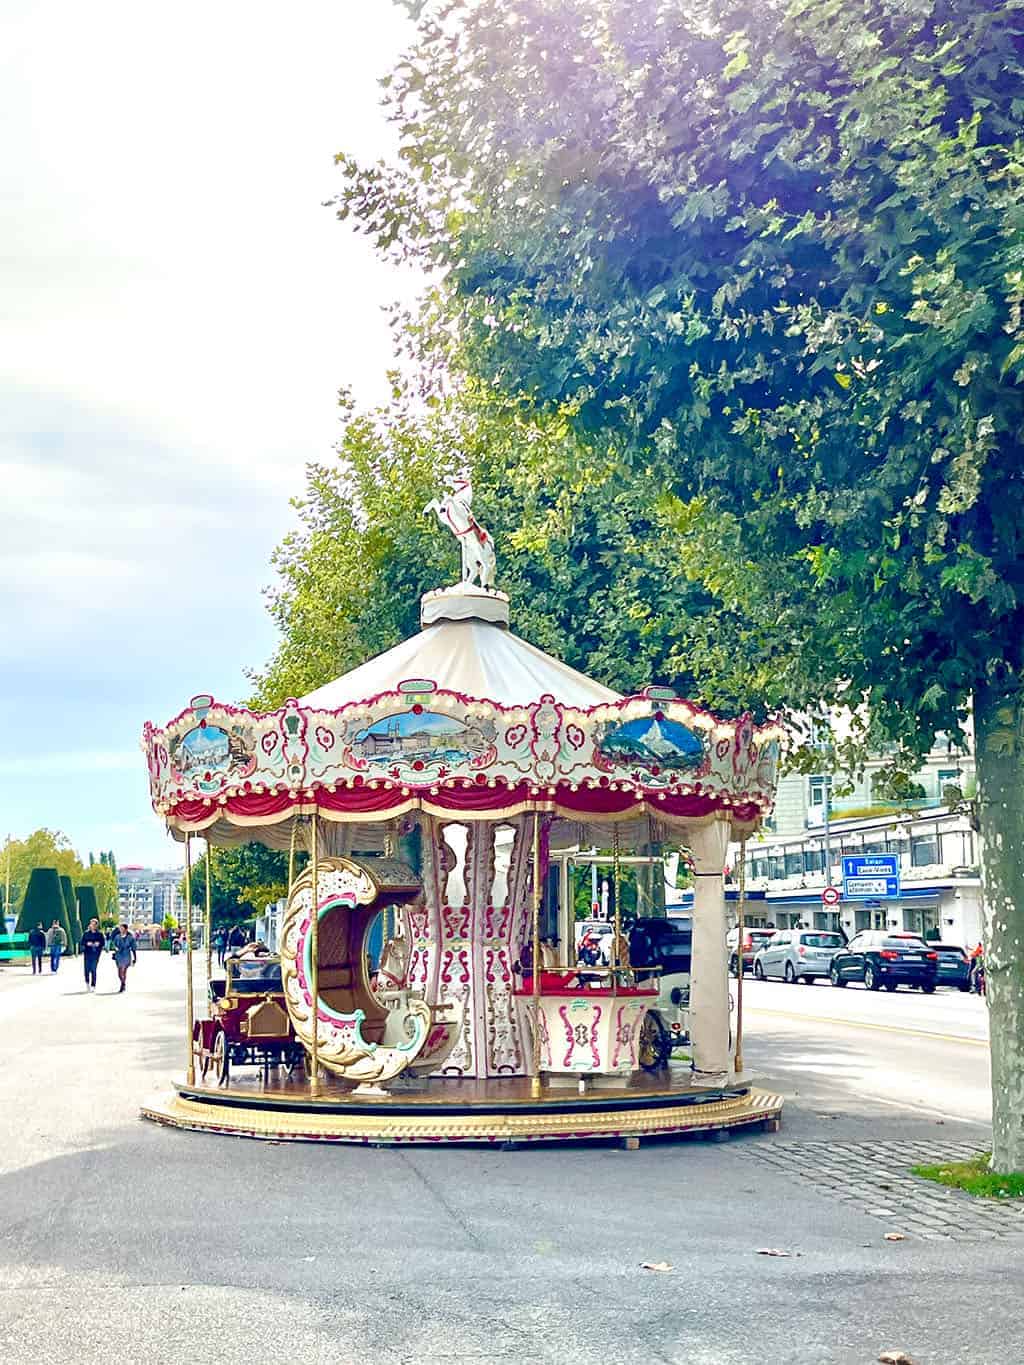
[
  {"left": 117, "top": 866, "right": 184, "bottom": 925},
  {"left": 730, "top": 739, "right": 982, "bottom": 948}
]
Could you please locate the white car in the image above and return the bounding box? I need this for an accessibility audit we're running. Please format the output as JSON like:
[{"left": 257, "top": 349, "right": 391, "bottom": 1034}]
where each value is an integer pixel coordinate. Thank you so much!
[{"left": 753, "top": 929, "right": 846, "bottom": 984}]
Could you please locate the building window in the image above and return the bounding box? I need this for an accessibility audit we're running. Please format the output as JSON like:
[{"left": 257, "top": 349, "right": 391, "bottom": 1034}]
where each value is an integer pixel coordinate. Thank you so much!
[
  {"left": 809, "top": 776, "right": 827, "bottom": 809},
  {"left": 911, "top": 833, "right": 940, "bottom": 867},
  {"left": 785, "top": 852, "right": 803, "bottom": 877}
]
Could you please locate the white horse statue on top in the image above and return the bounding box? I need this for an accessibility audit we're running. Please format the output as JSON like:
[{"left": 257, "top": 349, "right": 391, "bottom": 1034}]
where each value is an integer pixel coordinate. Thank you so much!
[{"left": 424, "top": 480, "right": 497, "bottom": 590}]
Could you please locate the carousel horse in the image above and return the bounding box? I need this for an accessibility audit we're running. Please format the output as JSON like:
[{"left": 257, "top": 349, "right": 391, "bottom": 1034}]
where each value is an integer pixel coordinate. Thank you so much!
[{"left": 423, "top": 482, "right": 497, "bottom": 590}]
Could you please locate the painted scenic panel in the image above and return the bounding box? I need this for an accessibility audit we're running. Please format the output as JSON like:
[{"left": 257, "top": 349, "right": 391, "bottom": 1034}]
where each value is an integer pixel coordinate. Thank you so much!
[
  {"left": 171, "top": 724, "right": 252, "bottom": 776},
  {"left": 597, "top": 716, "right": 704, "bottom": 773},
  {"left": 352, "top": 710, "right": 495, "bottom": 765}
]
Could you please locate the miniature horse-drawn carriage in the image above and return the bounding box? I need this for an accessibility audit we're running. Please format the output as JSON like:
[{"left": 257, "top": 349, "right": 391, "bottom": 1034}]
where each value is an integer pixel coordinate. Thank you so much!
[{"left": 192, "top": 956, "right": 304, "bottom": 1085}]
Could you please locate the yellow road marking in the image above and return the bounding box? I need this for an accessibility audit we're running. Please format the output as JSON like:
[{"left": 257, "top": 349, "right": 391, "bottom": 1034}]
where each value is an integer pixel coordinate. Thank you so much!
[{"left": 746, "top": 1005, "right": 989, "bottom": 1048}]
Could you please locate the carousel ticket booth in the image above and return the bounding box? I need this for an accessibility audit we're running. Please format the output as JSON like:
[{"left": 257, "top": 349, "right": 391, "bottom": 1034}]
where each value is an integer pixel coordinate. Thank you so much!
[{"left": 141, "top": 488, "right": 783, "bottom": 1145}]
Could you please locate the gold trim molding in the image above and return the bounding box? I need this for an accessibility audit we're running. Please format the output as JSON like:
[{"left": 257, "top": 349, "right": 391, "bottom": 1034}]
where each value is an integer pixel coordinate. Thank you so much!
[{"left": 141, "top": 1088, "right": 783, "bottom": 1145}]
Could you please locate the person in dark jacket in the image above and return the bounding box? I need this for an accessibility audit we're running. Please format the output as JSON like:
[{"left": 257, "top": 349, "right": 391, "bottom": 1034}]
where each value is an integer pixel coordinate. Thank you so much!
[
  {"left": 28, "top": 923, "right": 46, "bottom": 975},
  {"left": 227, "top": 924, "right": 247, "bottom": 955},
  {"left": 80, "top": 918, "right": 106, "bottom": 992},
  {"left": 109, "top": 923, "right": 137, "bottom": 993}
]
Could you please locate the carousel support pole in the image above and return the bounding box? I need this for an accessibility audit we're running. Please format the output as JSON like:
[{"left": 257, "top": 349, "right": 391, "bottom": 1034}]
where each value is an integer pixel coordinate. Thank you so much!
[
  {"left": 687, "top": 818, "right": 732, "bottom": 1081},
  {"left": 184, "top": 834, "right": 195, "bottom": 1086},
  {"left": 310, "top": 811, "right": 321, "bottom": 1099},
  {"left": 734, "top": 837, "right": 747, "bottom": 1076},
  {"left": 612, "top": 824, "right": 622, "bottom": 994},
  {"left": 204, "top": 839, "right": 213, "bottom": 986},
  {"left": 287, "top": 820, "right": 296, "bottom": 896},
  {"left": 530, "top": 811, "right": 543, "bottom": 1098},
  {"left": 382, "top": 820, "right": 397, "bottom": 949}
]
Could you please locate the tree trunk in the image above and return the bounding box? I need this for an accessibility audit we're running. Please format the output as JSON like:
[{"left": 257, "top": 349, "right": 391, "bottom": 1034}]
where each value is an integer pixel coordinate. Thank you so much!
[{"left": 974, "top": 680, "right": 1024, "bottom": 1173}]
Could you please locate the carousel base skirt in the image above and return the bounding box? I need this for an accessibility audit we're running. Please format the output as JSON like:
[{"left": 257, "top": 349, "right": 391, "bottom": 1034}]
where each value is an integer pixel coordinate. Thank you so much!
[{"left": 140, "top": 1068, "right": 783, "bottom": 1146}]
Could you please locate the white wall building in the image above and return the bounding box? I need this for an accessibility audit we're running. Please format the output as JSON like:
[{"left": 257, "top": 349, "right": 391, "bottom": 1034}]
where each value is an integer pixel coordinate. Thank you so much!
[
  {"left": 117, "top": 866, "right": 184, "bottom": 925},
  {"left": 730, "top": 738, "right": 982, "bottom": 948}
]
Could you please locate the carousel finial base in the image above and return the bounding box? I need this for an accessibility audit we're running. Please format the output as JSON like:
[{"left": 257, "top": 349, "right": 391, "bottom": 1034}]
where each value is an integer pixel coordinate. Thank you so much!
[{"left": 140, "top": 1072, "right": 783, "bottom": 1146}]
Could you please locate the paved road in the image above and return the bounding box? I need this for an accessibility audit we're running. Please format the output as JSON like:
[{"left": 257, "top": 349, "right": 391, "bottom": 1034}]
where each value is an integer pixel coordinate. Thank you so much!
[
  {"left": 739, "top": 975, "right": 992, "bottom": 1131},
  {"left": 0, "top": 953, "right": 1020, "bottom": 1365}
]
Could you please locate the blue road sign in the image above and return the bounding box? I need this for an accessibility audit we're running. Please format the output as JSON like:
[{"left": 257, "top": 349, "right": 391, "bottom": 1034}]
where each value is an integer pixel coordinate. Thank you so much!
[{"left": 842, "top": 854, "right": 900, "bottom": 900}]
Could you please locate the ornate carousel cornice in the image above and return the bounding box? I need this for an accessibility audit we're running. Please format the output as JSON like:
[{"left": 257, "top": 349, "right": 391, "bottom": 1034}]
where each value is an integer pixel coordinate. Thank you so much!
[{"left": 142, "top": 684, "right": 782, "bottom": 835}]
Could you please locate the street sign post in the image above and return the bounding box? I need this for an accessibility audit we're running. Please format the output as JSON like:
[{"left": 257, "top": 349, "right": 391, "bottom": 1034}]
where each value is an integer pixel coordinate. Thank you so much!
[{"left": 841, "top": 854, "right": 900, "bottom": 900}]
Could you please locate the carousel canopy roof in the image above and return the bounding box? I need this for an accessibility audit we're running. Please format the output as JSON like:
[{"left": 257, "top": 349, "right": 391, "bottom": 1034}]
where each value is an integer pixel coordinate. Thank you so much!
[
  {"left": 142, "top": 510, "right": 782, "bottom": 845},
  {"left": 300, "top": 587, "right": 619, "bottom": 712}
]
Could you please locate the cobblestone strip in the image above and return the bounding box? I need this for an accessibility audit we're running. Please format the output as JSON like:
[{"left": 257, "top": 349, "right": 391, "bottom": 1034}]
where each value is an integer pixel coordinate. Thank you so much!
[{"left": 736, "top": 1139, "right": 1024, "bottom": 1241}]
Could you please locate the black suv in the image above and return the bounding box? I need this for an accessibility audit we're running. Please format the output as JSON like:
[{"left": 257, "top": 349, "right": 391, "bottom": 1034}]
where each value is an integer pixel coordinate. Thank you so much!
[{"left": 829, "top": 931, "right": 938, "bottom": 992}]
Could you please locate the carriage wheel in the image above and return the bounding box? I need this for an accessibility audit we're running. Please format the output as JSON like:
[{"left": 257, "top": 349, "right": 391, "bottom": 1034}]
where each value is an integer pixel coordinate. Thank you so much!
[
  {"left": 192, "top": 1022, "right": 213, "bottom": 1080},
  {"left": 212, "top": 1028, "right": 230, "bottom": 1086},
  {"left": 638, "top": 1011, "right": 672, "bottom": 1073},
  {"left": 190, "top": 1023, "right": 207, "bottom": 1082}
]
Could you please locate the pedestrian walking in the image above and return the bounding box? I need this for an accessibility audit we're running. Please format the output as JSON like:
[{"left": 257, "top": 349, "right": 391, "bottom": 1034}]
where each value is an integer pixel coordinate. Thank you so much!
[
  {"left": 109, "top": 922, "right": 137, "bottom": 993},
  {"left": 46, "top": 919, "right": 67, "bottom": 973},
  {"left": 28, "top": 923, "right": 46, "bottom": 974},
  {"left": 81, "top": 917, "right": 106, "bottom": 992},
  {"left": 227, "top": 923, "right": 247, "bottom": 957},
  {"left": 213, "top": 926, "right": 227, "bottom": 967}
]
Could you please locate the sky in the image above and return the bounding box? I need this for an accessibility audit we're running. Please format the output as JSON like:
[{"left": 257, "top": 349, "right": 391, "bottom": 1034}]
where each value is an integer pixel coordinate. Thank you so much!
[{"left": 0, "top": 3, "right": 419, "bottom": 870}]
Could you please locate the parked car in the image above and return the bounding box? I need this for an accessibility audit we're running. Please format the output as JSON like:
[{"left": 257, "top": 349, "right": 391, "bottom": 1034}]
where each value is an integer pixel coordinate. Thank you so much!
[
  {"left": 726, "top": 927, "right": 776, "bottom": 975},
  {"left": 829, "top": 931, "right": 938, "bottom": 992},
  {"left": 753, "top": 929, "right": 845, "bottom": 984},
  {"left": 929, "top": 942, "right": 972, "bottom": 991}
]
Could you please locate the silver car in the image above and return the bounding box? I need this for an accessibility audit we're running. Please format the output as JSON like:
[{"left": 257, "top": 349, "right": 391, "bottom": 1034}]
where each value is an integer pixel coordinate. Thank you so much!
[{"left": 753, "top": 929, "right": 845, "bottom": 984}]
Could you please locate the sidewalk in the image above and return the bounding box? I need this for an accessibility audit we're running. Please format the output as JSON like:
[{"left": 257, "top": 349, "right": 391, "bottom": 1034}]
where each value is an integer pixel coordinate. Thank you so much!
[{"left": 1, "top": 953, "right": 1021, "bottom": 1365}]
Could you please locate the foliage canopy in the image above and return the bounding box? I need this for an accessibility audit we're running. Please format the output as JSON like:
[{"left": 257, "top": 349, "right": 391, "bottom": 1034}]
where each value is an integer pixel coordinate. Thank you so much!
[
  {"left": 337, "top": 0, "right": 1024, "bottom": 770},
  {"left": 327, "top": 0, "right": 1024, "bottom": 1167}
]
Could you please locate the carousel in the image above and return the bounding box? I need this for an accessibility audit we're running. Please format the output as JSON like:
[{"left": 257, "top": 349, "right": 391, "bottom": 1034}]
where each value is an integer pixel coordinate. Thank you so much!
[{"left": 140, "top": 485, "right": 784, "bottom": 1145}]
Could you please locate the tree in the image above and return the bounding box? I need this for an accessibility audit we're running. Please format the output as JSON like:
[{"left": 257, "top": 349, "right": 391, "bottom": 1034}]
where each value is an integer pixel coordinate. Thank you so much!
[
  {"left": 59, "top": 875, "right": 80, "bottom": 952},
  {"left": 248, "top": 386, "right": 720, "bottom": 709},
  {"left": 3, "top": 830, "right": 85, "bottom": 916},
  {"left": 77, "top": 863, "right": 120, "bottom": 923},
  {"left": 337, "top": 1, "right": 1024, "bottom": 1167},
  {"left": 16, "top": 868, "right": 71, "bottom": 944},
  {"left": 76, "top": 884, "right": 100, "bottom": 933},
  {"left": 181, "top": 844, "right": 301, "bottom": 927}
]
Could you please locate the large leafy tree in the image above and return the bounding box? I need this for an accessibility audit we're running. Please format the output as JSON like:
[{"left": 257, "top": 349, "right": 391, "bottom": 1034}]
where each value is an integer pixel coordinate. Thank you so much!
[
  {"left": 337, "top": 1, "right": 1024, "bottom": 1167},
  {"left": 249, "top": 386, "right": 734, "bottom": 709},
  {"left": 4, "top": 830, "right": 84, "bottom": 911},
  {"left": 76, "top": 863, "right": 120, "bottom": 923},
  {"left": 2, "top": 831, "right": 118, "bottom": 926},
  {"left": 182, "top": 844, "right": 305, "bottom": 928}
]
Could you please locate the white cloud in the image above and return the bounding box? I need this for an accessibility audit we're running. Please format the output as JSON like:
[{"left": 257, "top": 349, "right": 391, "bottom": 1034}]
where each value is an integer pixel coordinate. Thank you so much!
[{"left": 0, "top": 3, "right": 421, "bottom": 866}]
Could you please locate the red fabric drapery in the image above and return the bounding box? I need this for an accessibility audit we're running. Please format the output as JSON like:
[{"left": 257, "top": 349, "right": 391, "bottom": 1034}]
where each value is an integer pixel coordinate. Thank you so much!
[{"left": 167, "top": 782, "right": 761, "bottom": 831}]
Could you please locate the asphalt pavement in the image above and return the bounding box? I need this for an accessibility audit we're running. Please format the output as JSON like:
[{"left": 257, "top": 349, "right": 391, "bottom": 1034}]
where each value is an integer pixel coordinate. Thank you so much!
[
  {"left": 0, "top": 952, "right": 1020, "bottom": 1365},
  {"left": 739, "top": 975, "right": 992, "bottom": 1131}
]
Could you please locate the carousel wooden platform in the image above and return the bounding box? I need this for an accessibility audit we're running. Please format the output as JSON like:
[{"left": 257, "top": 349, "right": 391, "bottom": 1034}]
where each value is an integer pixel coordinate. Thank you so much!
[{"left": 140, "top": 1066, "right": 783, "bottom": 1146}]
